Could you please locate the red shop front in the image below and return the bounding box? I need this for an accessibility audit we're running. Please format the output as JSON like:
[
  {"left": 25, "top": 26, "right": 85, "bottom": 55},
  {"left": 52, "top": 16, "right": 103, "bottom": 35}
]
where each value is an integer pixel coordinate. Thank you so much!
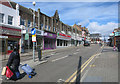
[{"left": 0, "top": 24, "right": 21, "bottom": 56}]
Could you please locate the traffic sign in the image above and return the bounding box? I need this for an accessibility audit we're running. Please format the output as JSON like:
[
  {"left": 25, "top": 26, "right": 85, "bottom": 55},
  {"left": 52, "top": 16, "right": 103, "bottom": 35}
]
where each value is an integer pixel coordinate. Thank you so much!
[
  {"left": 31, "top": 28, "right": 36, "bottom": 35},
  {"left": 32, "top": 34, "right": 36, "bottom": 42},
  {"left": 25, "top": 33, "right": 29, "bottom": 40}
]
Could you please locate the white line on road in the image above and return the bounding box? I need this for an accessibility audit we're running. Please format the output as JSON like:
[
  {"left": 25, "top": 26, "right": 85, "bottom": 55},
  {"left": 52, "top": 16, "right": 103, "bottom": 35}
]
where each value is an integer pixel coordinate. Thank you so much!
[
  {"left": 73, "top": 52, "right": 79, "bottom": 55},
  {"left": 52, "top": 55, "right": 68, "bottom": 62}
]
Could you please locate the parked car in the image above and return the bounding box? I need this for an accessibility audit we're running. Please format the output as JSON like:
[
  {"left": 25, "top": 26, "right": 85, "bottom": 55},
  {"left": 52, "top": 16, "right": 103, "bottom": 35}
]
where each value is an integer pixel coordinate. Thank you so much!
[{"left": 84, "top": 41, "right": 90, "bottom": 46}]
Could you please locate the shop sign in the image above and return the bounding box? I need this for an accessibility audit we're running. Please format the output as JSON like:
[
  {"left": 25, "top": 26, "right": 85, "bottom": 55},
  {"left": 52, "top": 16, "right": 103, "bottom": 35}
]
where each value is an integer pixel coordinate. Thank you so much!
[
  {"left": 32, "top": 34, "right": 36, "bottom": 42},
  {"left": 25, "top": 33, "right": 29, "bottom": 40},
  {"left": 1, "top": 28, "right": 21, "bottom": 36},
  {"left": 36, "top": 30, "right": 44, "bottom": 36},
  {"left": 58, "top": 33, "right": 71, "bottom": 38},
  {"left": 49, "top": 34, "right": 53, "bottom": 37},
  {"left": 0, "top": 36, "right": 8, "bottom": 38},
  {"left": 57, "top": 36, "right": 71, "bottom": 40},
  {"left": 115, "top": 32, "right": 120, "bottom": 36},
  {"left": 44, "top": 32, "right": 56, "bottom": 39},
  {"left": 21, "top": 30, "right": 26, "bottom": 34}
]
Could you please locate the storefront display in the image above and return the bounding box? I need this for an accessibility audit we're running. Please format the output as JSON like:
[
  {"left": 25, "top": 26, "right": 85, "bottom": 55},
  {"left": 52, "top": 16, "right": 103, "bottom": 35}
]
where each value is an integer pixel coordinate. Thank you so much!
[
  {"left": 44, "top": 32, "right": 56, "bottom": 50},
  {"left": 57, "top": 33, "right": 71, "bottom": 47},
  {"left": 0, "top": 24, "right": 21, "bottom": 55}
]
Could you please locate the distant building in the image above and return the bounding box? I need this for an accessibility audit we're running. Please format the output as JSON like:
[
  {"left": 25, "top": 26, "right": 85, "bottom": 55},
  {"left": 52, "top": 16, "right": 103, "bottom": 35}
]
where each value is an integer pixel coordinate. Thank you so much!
[{"left": 90, "top": 33, "right": 102, "bottom": 43}]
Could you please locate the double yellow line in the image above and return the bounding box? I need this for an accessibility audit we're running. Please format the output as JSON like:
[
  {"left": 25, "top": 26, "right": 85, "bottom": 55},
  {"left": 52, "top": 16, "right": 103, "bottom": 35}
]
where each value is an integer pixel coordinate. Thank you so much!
[{"left": 65, "top": 53, "right": 101, "bottom": 83}]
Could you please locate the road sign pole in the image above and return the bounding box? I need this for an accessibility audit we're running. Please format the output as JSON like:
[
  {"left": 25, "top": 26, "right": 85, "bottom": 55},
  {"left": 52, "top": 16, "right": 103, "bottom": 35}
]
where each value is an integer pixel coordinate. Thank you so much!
[{"left": 33, "top": 42, "right": 35, "bottom": 62}]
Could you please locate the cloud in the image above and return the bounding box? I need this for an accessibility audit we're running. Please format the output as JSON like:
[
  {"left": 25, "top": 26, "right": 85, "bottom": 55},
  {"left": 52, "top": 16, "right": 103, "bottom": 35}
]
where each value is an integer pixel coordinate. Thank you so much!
[
  {"left": 87, "top": 22, "right": 118, "bottom": 36},
  {"left": 77, "top": 20, "right": 90, "bottom": 27}
]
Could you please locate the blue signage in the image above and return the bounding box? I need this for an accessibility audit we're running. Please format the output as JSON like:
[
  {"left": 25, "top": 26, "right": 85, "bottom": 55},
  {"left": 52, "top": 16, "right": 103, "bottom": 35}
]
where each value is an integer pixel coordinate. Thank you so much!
[{"left": 31, "top": 28, "right": 36, "bottom": 35}]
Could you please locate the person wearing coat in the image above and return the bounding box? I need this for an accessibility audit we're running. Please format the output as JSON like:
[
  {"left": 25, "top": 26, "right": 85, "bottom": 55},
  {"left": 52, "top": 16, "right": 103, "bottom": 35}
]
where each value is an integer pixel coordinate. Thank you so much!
[{"left": 6, "top": 44, "right": 20, "bottom": 80}]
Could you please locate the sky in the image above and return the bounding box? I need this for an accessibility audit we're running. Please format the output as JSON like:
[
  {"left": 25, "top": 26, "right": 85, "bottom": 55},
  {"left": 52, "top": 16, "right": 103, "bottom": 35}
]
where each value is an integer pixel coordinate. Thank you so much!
[{"left": 11, "top": 0, "right": 119, "bottom": 39}]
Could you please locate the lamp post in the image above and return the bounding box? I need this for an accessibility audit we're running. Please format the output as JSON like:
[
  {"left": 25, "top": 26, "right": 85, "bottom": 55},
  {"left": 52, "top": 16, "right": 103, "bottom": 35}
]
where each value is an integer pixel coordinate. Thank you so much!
[{"left": 33, "top": 1, "right": 36, "bottom": 62}]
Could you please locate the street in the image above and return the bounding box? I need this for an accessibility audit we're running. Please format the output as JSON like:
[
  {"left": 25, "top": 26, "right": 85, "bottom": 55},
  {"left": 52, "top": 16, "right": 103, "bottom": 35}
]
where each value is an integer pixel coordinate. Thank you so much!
[{"left": 2, "top": 44, "right": 104, "bottom": 82}]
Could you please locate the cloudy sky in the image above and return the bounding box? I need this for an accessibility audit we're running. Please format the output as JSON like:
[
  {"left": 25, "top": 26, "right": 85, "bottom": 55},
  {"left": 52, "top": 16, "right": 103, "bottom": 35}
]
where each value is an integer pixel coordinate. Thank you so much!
[{"left": 11, "top": 0, "right": 119, "bottom": 38}]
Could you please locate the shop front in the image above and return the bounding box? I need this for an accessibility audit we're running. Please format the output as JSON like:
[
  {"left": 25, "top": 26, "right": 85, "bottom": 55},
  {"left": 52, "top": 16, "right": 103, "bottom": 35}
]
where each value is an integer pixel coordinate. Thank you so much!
[
  {"left": 76, "top": 36, "right": 82, "bottom": 46},
  {"left": 71, "top": 34, "right": 76, "bottom": 46},
  {"left": 44, "top": 32, "right": 56, "bottom": 50},
  {"left": 22, "top": 28, "right": 44, "bottom": 53},
  {"left": 57, "top": 33, "right": 71, "bottom": 47},
  {"left": 0, "top": 24, "right": 21, "bottom": 56}
]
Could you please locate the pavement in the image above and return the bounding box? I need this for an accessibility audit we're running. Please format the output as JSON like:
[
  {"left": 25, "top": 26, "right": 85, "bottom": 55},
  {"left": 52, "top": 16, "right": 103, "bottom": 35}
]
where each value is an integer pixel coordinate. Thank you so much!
[{"left": 81, "top": 46, "right": 118, "bottom": 83}]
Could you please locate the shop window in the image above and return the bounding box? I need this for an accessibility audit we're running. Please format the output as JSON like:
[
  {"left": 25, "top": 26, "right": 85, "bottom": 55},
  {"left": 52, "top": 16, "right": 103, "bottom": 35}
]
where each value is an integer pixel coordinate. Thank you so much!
[
  {"left": 7, "top": 40, "right": 18, "bottom": 51},
  {"left": 57, "top": 39, "right": 59, "bottom": 46},
  {"left": 66, "top": 41, "right": 67, "bottom": 46},
  {"left": 60, "top": 40, "right": 62, "bottom": 46},
  {"left": 64, "top": 40, "right": 66, "bottom": 46},
  {"left": 8, "top": 15, "right": 13, "bottom": 25},
  {"left": 0, "top": 13, "right": 4, "bottom": 23}
]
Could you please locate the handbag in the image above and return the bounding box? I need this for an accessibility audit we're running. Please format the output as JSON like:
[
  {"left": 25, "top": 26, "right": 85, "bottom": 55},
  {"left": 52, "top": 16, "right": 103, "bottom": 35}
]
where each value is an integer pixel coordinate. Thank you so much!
[
  {"left": 1, "top": 67, "right": 7, "bottom": 75},
  {"left": 6, "top": 66, "right": 14, "bottom": 78}
]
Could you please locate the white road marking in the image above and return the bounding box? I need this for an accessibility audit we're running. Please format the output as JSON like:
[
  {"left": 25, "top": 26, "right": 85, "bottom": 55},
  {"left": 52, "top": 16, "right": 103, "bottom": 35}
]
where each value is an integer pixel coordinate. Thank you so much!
[
  {"left": 73, "top": 52, "right": 79, "bottom": 55},
  {"left": 52, "top": 55, "right": 68, "bottom": 62},
  {"left": 57, "top": 79, "right": 65, "bottom": 82},
  {"left": 76, "top": 49, "right": 80, "bottom": 51}
]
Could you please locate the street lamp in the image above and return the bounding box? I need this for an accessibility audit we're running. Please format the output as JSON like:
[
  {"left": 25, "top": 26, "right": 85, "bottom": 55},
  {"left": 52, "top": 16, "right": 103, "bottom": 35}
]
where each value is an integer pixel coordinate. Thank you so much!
[{"left": 33, "top": 1, "right": 36, "bottom": 62}]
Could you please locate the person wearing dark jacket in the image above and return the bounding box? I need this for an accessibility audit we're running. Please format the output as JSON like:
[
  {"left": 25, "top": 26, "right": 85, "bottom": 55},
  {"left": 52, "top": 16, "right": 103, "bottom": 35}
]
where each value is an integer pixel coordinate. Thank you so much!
[{"left": 6, "top": 44, "right": 20, "bottom": 80}]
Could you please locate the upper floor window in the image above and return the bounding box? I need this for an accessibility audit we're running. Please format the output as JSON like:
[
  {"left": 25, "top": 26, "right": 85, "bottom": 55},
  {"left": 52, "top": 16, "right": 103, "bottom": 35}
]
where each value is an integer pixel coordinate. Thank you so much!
[
  {"left": 28, "top": 20, "right": 31, "bottom": 27},
  {"left": 8, "top": 16, "right": 13, "bottom": 25},
  {"left": 20, "top": 18, "right": 25, "bottom": 25},
  {"left": 41, "top": 24, "right": 43, "bottom": 30},
  {"left": 0, "top": 13, "right": 4, "bottom": 23},
  {"left": 48, "top": 26, "right": 51, "bottom": 31}
]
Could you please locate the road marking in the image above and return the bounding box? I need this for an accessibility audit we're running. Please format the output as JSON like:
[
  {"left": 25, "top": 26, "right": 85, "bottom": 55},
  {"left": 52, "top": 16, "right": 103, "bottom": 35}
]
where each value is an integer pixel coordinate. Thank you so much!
[
  {"left": 90, "top": 64, "right": 96, "bottom": 67},
  {"left": 70, "top": 54, "right": 96, "bottom": 82},
  {"left": 52, "top": 55, "right": 68, "bottom": 62},
  {"left": 57, "top": 79, "right": 65, "bottom": 82},
  {"left": 70, "top": 53, "right": 101, "bottom": 82},
  {"left": 73, "top": 52, "right": 79, "bottom": 55},
  {"left": 65, "top": 53, "right": 101, "bottom": 83},
  {"left": 65, "top": 54, "right": 96, "bottom": 82},
  {"left": 76, "top": 49, "right": 80, "bottom": 51}
]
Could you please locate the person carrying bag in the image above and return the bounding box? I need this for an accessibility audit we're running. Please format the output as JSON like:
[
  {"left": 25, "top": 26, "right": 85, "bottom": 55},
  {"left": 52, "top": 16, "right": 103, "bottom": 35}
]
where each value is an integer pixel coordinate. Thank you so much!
[{"left": 6, "top": 44, "right": 20, "bottom": 80}]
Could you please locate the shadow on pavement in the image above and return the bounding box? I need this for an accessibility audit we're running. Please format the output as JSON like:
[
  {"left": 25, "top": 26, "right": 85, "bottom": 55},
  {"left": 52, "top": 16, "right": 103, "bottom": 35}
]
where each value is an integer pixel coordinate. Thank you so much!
[{"left": 76, "top": 56, "right": 82, "bottom": 84}]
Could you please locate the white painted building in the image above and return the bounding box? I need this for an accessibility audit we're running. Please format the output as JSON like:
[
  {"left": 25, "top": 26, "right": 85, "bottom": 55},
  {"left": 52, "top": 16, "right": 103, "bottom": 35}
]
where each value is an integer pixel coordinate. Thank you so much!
[{"left": 0, "top": 1, "right": 21, "bottom": 57}]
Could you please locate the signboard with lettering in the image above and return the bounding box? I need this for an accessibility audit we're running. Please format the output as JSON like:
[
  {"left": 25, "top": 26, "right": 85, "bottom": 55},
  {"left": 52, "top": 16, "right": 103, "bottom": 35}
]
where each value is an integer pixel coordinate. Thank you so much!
[
  {"left": 44, "top": 32, "right": 56, "bottom": 39},
  {"left": 0, "top": 27, "right": 21, "bottom": 36},
  {"left": 115, "top": 32, "right": 120, "bottom": 36},
  {"left": 25, "top": 33, "right": 29, "bottom": 40},
  {"left": 32, "top": 34, "right": 36, "bottom": 42}
]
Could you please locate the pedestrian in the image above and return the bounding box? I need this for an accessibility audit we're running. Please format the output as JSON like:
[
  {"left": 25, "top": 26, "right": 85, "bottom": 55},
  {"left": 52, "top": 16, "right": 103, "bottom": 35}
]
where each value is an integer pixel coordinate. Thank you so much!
[
  {"left": 6, "top": 44, "right": 20, "bottom": 80},
  {"left": 117, "top": 42, "right": 120, "bottom": 52},
  {"left": 113, "top": 46, "right": 116, "bottom": 51}
]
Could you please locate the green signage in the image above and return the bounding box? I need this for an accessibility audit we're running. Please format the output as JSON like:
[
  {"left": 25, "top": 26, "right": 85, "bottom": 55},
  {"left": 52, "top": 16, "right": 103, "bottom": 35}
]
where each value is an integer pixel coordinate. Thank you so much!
[
  {"left": 115, "top": 32, "right": 120, "bottom": 36},
  {"left": 25, "top": 33, "right": 29, "bottom": 40},
  {"left": 49, "top": 34, "right": 53, "bottom": 37}
]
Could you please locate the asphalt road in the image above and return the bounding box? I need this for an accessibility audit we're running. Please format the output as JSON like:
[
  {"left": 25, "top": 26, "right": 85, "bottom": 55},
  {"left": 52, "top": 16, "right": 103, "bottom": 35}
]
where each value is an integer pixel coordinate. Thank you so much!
[{"left": 12, "top": 44, "right": 102, "bottom": 82}]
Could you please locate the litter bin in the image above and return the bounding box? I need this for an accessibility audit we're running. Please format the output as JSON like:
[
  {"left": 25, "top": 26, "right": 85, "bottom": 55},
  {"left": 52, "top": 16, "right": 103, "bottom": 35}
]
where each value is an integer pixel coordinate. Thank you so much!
[{"left": 37, "top": 45, "right": 42, "bottom": 61}]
